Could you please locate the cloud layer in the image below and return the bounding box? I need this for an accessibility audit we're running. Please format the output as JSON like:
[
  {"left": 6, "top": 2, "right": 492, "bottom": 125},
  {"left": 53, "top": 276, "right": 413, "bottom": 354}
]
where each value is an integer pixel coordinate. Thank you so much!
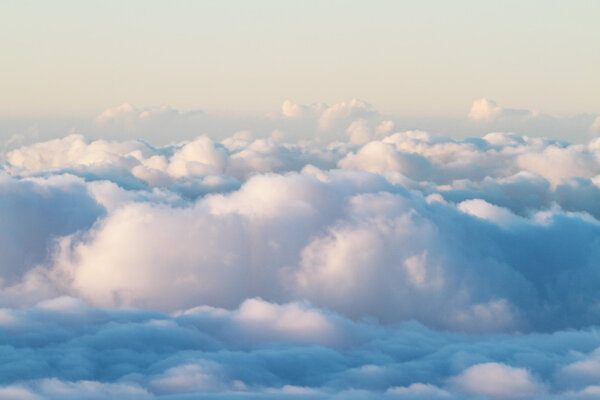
[
  {"left": 0, "top": 298, "right": 597, "bottom": 399},
  {"left": 3, "top": 110, "right": 600, "bottom": 398},
  {"left": 3, "top": 98, "right": 599, "bottom": 151}
]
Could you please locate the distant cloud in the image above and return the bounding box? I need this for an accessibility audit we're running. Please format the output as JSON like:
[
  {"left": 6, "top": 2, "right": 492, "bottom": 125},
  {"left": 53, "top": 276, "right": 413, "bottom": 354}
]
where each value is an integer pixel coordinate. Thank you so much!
[
  {"left": 317, "top": 99, "right": 374, "bottom": 131},
  {"left": 468, "top": 98, "right": 537, "bottom": 122},
  {"left": 95, "top": 103, "right": 197, "bottom": 127},
  {"left": 468, "top": 98, "right": 504, "bottom": 121},
  {"left": 3, "top": 99, "right": 598, "bottom": 150}
]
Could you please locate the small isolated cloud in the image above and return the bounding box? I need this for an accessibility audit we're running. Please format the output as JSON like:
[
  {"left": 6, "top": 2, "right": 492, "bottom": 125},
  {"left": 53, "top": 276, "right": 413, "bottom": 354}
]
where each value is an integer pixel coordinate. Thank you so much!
[
  {"left": 469, "top": 98, "right": 504, "bottom": 121},
  {"left": 468, "top": 98, "right": 537, "bottom": 122}
]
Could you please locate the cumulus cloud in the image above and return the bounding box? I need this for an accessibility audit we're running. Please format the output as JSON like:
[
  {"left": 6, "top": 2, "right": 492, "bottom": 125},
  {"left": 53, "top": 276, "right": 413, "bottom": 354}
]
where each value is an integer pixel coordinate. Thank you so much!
[
  {"left": 88, "top": 99, "right": 387, "bottom": 146},
  {"left": 4, "top": 107, "right": 600, "bottom": 398},
  {"left": 4, "top": 129, "right": 600, "bottom": 330},
  {"left": 3, "top": 99, "right": 598, "bottom": 152},
  {"left": 280, "top": 100, "right": 309, "bottom": 118},
  {"left": 468, "top": 98, "right": 504, "bottom": 121},
  {"left": 462, "top": 98, "right": 597, "bottom": 141},
  {"left": 468, "top": 98, "right": 536, "bottom": 122}
]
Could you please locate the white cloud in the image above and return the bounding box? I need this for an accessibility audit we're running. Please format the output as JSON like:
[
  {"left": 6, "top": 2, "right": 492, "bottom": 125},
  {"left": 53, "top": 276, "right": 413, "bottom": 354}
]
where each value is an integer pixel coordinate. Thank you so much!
[
  {"left": 317, "top": 99, "right": 373, "bottom": 131},
  {"left": 39, "top": 379, "right": 152, "bottom": 400},
  {"left": 280, "top": 100, "right": 307, "bottom": 118},
  {"left": 386, "top": 383, "right": 452, "bottom": 398},
  {"left": 232, "top": 298, "right": 338, "bottom": 345},
  {"left": 468, "top": 98, "right": 536, "bottom": 122},
  {"left": 450, "top": 363, "right": 545, "bottom": 399},
  {"left": 468, "top": 98, "right": 504, "bottom": 121},
  {"left": 4, "top": 131, "right": 600, "bottom": 332},
  {"left": 346, "top": 119, "right": 372, "bottom": 144},
  {"left": 149, "top": 362, "right": 226, "bottom": 394},
  {"left": 0, "top": 386, "right": 40, "bottom": 400},
  {"left": 458, "top": 198, "right": 524, "bottom": 226}
]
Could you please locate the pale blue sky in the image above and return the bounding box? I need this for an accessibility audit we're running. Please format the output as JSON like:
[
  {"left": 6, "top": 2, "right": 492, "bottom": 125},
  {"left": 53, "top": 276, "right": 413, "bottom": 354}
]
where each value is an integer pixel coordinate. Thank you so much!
[{"left": 1, "top": 0, "right": 599, "bottom": 117}]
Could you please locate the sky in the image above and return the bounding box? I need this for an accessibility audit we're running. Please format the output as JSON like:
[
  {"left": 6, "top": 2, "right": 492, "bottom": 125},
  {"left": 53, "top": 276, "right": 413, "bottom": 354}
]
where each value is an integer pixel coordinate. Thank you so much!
[
  {"left": 1, "top": 0, "right": 599, "bottom": 117},
  {"left": 3, "top": 2, "right": 600, "bottom": 400}
]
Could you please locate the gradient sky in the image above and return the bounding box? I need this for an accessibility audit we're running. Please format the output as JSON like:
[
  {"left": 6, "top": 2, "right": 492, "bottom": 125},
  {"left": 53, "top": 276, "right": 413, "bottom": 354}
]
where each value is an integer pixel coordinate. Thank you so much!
[{"left": 2, "top": 0, "right": 599, "bottom": 117}]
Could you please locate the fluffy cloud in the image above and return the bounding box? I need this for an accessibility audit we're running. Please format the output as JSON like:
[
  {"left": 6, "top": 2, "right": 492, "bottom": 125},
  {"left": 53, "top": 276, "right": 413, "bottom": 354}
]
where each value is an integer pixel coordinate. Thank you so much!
[
  {"left": 3, "top": 99, "right": 598, "bottom": 153},
  {"left": 4, "top": 112, "right": 600, "bottom": 398},
  {"left": 4, "top": 130, "right": 600, "bottom": 330},
  {"left": 468, "top": 98, "right": 504, "bottom": 121},
  {"left": 0, "top": 299, "right": 595, "bottom": 399},
  {"left": 463, "top": 98, "right": 600, "bottom": 142},
  {"left": 449, "top": 363, "right": 545, "bottom": 399},
  {"left": 468, "top": 98, "right": 537, "bottom": 122},
  {"left": 88, "top": 99, "right": 387, "bottom": 146}
]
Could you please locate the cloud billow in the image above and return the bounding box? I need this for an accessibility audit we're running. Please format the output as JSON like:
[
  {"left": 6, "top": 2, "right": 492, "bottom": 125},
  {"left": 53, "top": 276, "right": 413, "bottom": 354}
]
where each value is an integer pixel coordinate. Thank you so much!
[
  {"left": 0, "top": 298, "right": 597, "bottom": 399},
  {"left": 3, "top": 107, "right": 600, "bottom": 398}
]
